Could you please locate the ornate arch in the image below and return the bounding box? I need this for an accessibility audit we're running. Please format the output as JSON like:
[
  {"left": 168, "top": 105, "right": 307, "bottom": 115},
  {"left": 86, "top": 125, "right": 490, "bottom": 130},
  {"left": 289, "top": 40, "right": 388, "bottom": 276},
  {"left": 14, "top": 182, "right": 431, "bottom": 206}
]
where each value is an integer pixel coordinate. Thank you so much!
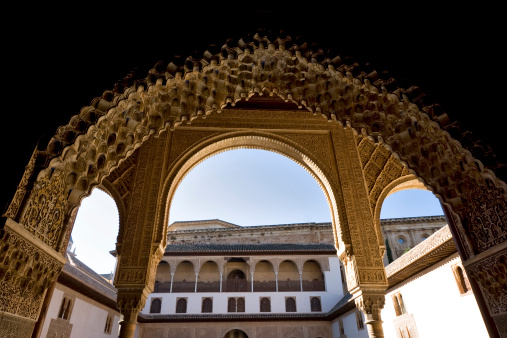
[
  {"left": 6, "top": 31, "right": 504, "bottom": 257},
  {"left": 159, "top": 131, "right": 342, "bottom": 252},
  {"left": 2, "top": 30, "right": 506, "bottom": 338}
]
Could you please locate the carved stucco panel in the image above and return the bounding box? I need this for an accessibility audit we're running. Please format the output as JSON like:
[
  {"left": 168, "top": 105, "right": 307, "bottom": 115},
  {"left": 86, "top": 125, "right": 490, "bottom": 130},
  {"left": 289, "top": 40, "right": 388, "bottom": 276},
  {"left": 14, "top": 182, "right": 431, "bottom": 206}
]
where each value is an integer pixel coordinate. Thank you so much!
[
  {"left": 196, "top": 327, "right": 217, "bottom": 338},
  {"left": 280, "top": 132, "right": 334, "bottom": 175},
  {"left": 0, "top": 227, "right": 64, "bottom": 320},
  {"left": 3, "top": 147, "right": 39, "bottom": 220},
  {"left": 168, "top": 129, "right": 219, "bottom": 166},
  {"left": 19, "top": 170, "right": 67, "bottom": 250},
  {"left": 282, "top": 326, "right": 304, "bottom": 338},
  {"left": 467, "top": 247, "right": 507, "bottom": 316},
  {"left": 167, "top": 328, "right": 191, "bottom": 338},
  {"left": 333, "top": 128, "right": 383, "bottom": 269}
]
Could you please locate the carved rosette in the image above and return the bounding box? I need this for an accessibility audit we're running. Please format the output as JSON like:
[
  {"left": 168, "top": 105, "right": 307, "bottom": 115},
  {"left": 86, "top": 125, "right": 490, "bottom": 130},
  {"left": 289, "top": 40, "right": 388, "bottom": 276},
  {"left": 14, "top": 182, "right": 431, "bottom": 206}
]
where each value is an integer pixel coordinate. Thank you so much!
[
  {"left": 20, "top": 170, "right": 67, "bottom": 250},
  {"left": 0, "top": 226, "right": 64, "bottom": 320}
]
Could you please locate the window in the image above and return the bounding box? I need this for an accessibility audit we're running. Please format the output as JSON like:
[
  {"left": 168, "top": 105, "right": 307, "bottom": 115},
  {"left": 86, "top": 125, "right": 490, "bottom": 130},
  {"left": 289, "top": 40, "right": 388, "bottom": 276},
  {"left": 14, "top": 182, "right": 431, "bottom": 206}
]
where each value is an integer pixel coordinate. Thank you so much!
[
  {"left": 339, "top": 265, "right": 346, "bottom": 285},
  {"left": 355, "top": 310, "right": 364, "bottom": 330},
  {"left": 150, "top": 298, "right": 161, "bottom": 313},
  {"left": 392, "top": 292, "right": 407, "bottom": 316},
  {"left": 104, "top": 315, "right": 113, "bottom": 334},
  {"left": 237, "top": 297, "right": 245, "bottom": 312},
  {"left": 260, "top": 297, "right": 271, "bottom": 312},
  {"left": 57, "top": 296, "right": 73, "bottom": 320},
  {"left": 452, "top": 263, "right": 471, "bottom": 294},
  {"left": 285, "top": 297, "right": 296, "bottom": 312},
  {"left": 310, "top": 297, "right": 321, "bottom": 312},
  {"left": 228, "top": 297, "right": 245, "bottom": 312},
  {"left": 176, "top": 298, "right": 187, "bottom": 313},
  {"left": 202, "top": 297, "right": 213, "bottom": 313},
  {"left": 339, "top": 319, "right": 345, "bottom": 335},
  {"left": 398, "top": 237, "right": 405, "bottom": 244}
]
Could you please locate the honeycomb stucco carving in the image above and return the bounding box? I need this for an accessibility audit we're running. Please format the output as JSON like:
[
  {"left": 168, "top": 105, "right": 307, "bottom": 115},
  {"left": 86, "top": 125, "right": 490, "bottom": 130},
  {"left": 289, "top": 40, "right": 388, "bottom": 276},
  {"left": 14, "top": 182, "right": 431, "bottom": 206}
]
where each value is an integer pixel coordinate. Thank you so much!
[{"left": 16, "top": 32, "right": 501, "bottom": 258}]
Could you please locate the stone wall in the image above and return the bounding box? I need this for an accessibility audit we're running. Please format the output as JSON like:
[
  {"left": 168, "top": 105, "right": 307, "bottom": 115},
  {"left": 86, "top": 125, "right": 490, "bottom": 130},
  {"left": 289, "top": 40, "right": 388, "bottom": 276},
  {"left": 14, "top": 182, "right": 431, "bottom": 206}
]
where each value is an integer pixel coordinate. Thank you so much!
[{"left": 167, "top": 222, "right": 335, "bottom": 246}]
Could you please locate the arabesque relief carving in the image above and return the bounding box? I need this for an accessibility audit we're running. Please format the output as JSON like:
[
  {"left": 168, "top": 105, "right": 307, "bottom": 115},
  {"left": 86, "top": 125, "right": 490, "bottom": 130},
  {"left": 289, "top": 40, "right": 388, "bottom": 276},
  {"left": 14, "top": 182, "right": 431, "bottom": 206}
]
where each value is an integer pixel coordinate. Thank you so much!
[
  {"left": 467, "top": 249, "right": 507, "bottom": 316},
  {"left": 4, "top": 146, "right": 39, "bottom": 220},
  {"left": 19, "top": 170, "right": 67, "bottom": 250},
  {"left": 0, "top": 226, "right": 64, "bottom": 320},
  {"left": 3, "top": 30, "right": 506, "bottom": 338}
]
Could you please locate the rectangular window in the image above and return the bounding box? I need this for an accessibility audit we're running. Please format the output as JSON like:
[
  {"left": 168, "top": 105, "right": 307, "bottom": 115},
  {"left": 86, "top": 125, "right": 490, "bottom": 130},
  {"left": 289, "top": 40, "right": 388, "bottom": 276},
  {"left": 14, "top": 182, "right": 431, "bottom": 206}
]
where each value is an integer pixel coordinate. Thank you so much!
[
  {"left": 104, "top": 315, "right": 113, "bottom": 334},
  {"left": 260, "top": 297, "right": 271, "bottom": 312},
  {"left": 356, "top": 310, "right": 364, "bottom": 330},
  {"left": 57, "top": 295, "right": 74, "bottom": 320},
  {"left": 149, "top": 298, "right": 162, "bottom": 313},
  {"left": 285, "top": 297, "right": 297, "bottom": 312},
  {"left": 452, "top": 263, "right": 472, "bottom": 295},
  {"left": 310, "top": 296, "right": 322, "bottom": 312},
  {"left": 228, "top": 297, "right": 245, "bottom": 312},
  {"left": 202, "top": 297, "right": 213, "bottom": 313},
  {"left": 176, "top": 298, "right": 187, "bottom": 313},
  {"left": 392, "top": 292, "right": 407, "bottom": 316},
  {"left": 338, "top": 318, "right": 345, "bottom": 335}
]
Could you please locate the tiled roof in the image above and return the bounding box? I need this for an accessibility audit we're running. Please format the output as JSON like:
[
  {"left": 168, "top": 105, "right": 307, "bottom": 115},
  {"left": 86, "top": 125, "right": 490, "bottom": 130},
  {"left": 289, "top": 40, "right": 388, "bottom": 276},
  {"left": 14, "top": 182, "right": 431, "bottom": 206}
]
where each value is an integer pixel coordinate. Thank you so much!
[
  {"left": 58, "top": 253, "right": 118, "bottom": 311},
  {"left": 385, "top": 225, "right": 456, "bottom": 288},
  {"left": 325, "top": 293, "right": 354, "bottom": 319},
  {"left": 164, "top": 243, "right": 337, "bottom": 255}
]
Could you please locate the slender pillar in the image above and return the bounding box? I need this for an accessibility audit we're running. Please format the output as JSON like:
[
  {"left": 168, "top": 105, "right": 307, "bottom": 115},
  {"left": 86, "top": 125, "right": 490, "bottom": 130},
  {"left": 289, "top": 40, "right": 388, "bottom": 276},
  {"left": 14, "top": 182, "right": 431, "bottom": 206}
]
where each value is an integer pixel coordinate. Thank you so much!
[
  {"left": 194, "top": 273, "right": 198, "bottom": 292},
  {"left": 355, "top": 291, "right": 386, "bottom": 338},
  {"left": 170, "top": 273, "right": 174, "bottom": 293},
  {"left": 250, "top": 272, "right": 254, "bottom": 292},
  {"left": 299, "top": 272, "right": 303, "bottom": 292},
  {"left": 117, "top": 288, "right": 148, "bottom": 338},
  {"left": 219, "top": 272, "right": 223, "bottom": 292},
  {"left": 275, "top": 272, "right": 278, "bottom": 292}
]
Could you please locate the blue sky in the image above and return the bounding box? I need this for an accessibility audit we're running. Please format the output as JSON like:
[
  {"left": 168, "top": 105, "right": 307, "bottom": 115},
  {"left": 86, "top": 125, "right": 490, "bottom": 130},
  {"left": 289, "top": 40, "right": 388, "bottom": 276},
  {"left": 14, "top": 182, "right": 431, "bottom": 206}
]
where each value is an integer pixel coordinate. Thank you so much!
[{"left": 71, "top": 149, "right": 444, "bottom": 274}]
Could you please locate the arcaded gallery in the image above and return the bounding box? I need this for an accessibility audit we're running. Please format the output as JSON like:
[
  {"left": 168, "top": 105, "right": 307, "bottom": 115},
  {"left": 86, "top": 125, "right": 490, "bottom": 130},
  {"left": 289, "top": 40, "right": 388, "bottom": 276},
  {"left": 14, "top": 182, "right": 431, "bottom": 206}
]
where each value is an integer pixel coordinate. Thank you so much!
[{"left": 1, "top": 24, "right": 505, "bottom": 338}]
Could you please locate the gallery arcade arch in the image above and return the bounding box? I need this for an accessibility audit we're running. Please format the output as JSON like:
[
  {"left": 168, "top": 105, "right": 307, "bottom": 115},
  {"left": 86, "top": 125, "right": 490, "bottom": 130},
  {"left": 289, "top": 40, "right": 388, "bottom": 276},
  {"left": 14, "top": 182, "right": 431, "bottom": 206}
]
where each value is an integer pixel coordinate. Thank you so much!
[{"left": 1, "top": 31, "right": 505, "bottom": 338}]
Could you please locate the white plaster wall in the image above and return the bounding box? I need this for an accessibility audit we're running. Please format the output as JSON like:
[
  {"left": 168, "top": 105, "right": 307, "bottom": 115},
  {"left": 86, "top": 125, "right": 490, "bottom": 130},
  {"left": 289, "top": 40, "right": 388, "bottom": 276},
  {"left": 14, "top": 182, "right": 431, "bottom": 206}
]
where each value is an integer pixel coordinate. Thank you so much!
[
  {"left": 331, "top": 309, "right": 368, "bottom": 338},
  {"left": 40, "top": 284, "right": 120, "bottom": 338},
  {"left": 142, "top": 256, "right": 344, "bottom": 315},
  {"left": 40, "top": 287, "right": 65, "bottom": 338},
  {"left": 69, "top": 297, "right": 120, "bottom": 338},
  {"left": 382, "top": 253, "right": 488, "bottom": 338}
]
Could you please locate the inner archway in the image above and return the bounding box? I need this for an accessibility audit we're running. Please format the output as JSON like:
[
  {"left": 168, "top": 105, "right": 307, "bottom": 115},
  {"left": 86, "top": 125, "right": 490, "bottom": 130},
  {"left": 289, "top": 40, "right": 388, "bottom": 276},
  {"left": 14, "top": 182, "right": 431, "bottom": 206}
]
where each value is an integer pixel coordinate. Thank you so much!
[
  {"left": 169, "top": 148, "right": 332, "bottom": 226},
  {"left": 223, "top": 329, "right": 248, "bottom": 338}
]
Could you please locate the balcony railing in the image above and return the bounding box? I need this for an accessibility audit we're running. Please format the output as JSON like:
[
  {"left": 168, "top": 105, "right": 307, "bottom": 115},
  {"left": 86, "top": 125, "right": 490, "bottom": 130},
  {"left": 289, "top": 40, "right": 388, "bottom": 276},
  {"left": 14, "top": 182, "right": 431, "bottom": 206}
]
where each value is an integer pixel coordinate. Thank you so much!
[
  {"left": 302, "top": 279, "right": 325, "bottom": 291},
  {"left": 153, "top": 279, "right": 325, "bottom": 293},
  {"left": 223, "top": 279, "right": 250, "bottom": 292},
  {"left": 277, "top": 279, "right": 301, "bottom": 292}
]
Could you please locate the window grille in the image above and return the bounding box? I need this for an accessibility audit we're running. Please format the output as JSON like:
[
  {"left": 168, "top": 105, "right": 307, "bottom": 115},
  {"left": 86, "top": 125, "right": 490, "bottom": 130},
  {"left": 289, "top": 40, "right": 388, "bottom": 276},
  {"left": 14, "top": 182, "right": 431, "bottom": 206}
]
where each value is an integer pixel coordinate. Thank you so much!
[
  {"left": 285, "top": 297, "right": 297, "bottom": 312},
  {"left": 202, "top": 298, "right": 213, "bottom": 313},
  {"left": 356, "top": 310, "right": 364, "bottom": 330},
  {"left": 310, "top": 297, "right": 321, "bottom": 312},
  {"left": 150, "top": 298, "right": 161, "bottom": 313},
  {"left": 176, "top": 298, "right": 187, "bottom": 313},
  {"left": 260, "top": 297, "right": 271, "bottom": 312}
]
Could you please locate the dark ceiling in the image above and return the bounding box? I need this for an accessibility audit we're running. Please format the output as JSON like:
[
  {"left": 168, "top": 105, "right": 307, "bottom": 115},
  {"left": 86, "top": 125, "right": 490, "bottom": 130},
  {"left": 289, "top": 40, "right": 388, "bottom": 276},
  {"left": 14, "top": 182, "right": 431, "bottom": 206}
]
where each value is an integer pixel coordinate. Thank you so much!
[{"left": 2, "top": 5, "right": 505, "bottom": 212}]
